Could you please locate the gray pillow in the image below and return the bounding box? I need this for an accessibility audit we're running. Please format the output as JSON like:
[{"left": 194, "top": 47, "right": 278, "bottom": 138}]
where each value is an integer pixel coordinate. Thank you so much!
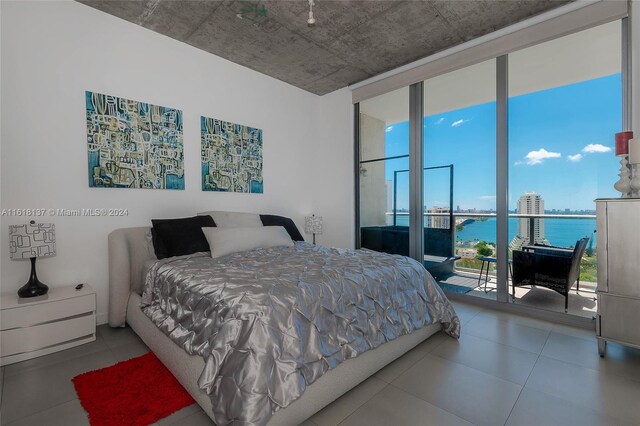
[
  {"left": 198, "top": 210, "right": 263, "bottom": 228},
  {"left": 202, "top": 226, "right": 293, "bottom": 258}
]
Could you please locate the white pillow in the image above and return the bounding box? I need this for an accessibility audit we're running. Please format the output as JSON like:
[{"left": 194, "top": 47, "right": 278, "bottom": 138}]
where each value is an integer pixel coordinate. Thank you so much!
[
  {"left": 202, "top": 226, "right": 294, "bottom": 258},
  {"left": 198, "top": 211, "right": 263, "bottom": 228}
]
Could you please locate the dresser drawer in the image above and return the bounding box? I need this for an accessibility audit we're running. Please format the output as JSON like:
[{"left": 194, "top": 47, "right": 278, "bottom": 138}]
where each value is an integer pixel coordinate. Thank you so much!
[
  {"left": 598, "top": 293, "right": 640, "bottom": 346},
  {"left": 1, "top": 314, "right": 95, "bottom": 357},
  {"left": 0, "top": 294, "right": 95, "bottom": 330}
]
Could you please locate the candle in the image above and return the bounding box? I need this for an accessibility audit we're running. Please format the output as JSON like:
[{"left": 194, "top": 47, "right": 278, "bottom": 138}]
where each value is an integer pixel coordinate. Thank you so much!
[
  {"left": 615, "top": 131, "right": 634, "bottom": 156},
  {"left": 629, "top": 138, "right": 640, "bottom": 164}
]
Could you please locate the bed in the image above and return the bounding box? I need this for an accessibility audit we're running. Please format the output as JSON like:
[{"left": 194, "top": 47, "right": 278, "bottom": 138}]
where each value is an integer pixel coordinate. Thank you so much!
[{"left": 108, "top": 216, "right": 459, "bottom": 425}]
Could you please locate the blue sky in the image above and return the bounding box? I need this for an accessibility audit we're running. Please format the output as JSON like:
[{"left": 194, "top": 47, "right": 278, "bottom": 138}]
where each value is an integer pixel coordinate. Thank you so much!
[{"left": 384, "top": 74, "right": 622, "bottom": 211}]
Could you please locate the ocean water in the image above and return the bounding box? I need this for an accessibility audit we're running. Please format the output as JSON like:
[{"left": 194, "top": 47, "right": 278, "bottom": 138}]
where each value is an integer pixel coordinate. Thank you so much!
[{"left": 388, "top": 216, "right": 596, "bottom": 248}]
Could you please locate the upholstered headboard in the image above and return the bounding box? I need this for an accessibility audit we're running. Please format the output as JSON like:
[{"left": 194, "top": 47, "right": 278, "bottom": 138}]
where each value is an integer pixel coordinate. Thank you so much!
[{"left": 108, "top": 227, "right": 156, "bottom": 327}]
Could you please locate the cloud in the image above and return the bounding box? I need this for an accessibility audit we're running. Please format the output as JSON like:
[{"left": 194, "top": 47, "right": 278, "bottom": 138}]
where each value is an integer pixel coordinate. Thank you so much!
[
  {"left": 451, "top": 119, "right": 468, "bottom": 127},
  {"left": 518, "top": 148, "right": 562, "bottom": 165},
  {"left": 480, "top": 195, "right": 496, "bottom": 200},
  {"left": 582, "top": 143, "right": 611, "bottom": 153},
  {"left": 435, "top": 117, "right": 445, "bottom": 125},
  {"left": 567, "top": 144, "right": 611, "bottom": 163},
  {"left": 385, "top": 126, "right": 393, "bottom": 133}
]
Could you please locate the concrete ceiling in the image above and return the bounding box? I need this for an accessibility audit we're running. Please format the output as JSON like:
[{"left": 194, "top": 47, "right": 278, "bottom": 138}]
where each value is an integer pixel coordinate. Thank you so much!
[
  {"left": 78, "top": 0, "right": 571, "bottom": 96},
  {"left": 362, "top": 20, "right": 620, "bottom": 125}
]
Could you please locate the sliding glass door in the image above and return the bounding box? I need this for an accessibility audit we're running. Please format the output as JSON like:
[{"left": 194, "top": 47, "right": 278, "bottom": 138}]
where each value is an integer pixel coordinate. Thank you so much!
[
  {"left": 422, "top": 60, "right": 498, "bottom": 298},
  {"left": 508, "top": 21, "right": 622, "bottom": 316},
  {"left": 358, "top": 88, "right": 411, "bottom": 257},
  {"left": 355, "top": 20, "right": 625, "bottom": 319}
]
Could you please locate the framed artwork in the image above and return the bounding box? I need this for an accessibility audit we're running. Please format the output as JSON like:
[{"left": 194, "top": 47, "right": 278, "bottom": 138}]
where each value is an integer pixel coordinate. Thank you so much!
[
  {"left": 86, "top": 91, "right": 184, "bottom": 189},
  {"left": 201, "top": 116, "right": 263, "bottom": 193}
]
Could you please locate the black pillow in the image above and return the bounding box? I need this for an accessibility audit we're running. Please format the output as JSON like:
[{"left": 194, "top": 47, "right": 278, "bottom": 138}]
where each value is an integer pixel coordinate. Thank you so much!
[
  {"left": 259, "top": 214, "right": 305, "bottom": 241},
  {"left": 151, "top": 215, "right": 216, "bottom": 259}
]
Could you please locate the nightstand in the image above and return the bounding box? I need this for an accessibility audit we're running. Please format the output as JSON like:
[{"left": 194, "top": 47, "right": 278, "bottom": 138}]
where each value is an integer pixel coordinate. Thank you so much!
[{"left": 1, "top": 284, "right": 96, "bottom": 366}]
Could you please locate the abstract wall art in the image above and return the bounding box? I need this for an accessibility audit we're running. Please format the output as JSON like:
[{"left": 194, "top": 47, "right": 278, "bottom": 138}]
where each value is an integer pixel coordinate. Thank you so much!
[
  {"left": 86, "top": 91, "right": 184, "bottom": 189},
  {"left": 201, "top": 116, "right": 263, "bottom": 193}
]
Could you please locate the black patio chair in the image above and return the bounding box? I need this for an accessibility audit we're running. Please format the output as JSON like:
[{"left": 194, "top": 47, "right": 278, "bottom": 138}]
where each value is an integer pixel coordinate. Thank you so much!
[{"left": 512, "top": 237, "right": 589, "bottom": 311}]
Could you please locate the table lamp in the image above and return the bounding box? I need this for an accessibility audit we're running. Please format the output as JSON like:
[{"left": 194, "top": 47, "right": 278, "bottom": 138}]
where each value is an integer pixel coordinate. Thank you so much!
[
  {"left": 304, "top": 214, "right": 323, "bottom": 244},
  {"left": 9, "top": 221, "right": 56, "bottom": 297}
]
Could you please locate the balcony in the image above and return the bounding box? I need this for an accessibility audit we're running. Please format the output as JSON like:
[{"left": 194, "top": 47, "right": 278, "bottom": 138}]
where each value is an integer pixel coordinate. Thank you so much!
[{"left": 373, "top": 211, "right": 598, "bottom": 319}]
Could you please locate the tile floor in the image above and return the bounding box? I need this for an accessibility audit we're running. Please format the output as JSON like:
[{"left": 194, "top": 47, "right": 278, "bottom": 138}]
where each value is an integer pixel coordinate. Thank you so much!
[{"left": 2, "top": 301, "right": 640, "bottom": 426}]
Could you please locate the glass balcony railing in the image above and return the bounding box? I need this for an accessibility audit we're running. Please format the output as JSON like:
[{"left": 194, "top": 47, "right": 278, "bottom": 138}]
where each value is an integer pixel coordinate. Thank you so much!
[
  {"left": 385, "top": 211, "right": 597, "bottom": 282},
  {"left": 384, "top": 210, "right": 597, "bottom": 317}
]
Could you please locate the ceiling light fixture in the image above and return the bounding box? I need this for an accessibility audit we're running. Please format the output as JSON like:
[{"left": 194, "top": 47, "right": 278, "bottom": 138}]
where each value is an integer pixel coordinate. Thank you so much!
[{"left": 307, "top": 0, "right": 316, "bottom": 26}]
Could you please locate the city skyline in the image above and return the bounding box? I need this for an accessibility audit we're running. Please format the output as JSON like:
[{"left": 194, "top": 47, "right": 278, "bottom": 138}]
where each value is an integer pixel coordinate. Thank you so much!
[{"left": 383, "top": 74, "right": 622, "bottom": 212}]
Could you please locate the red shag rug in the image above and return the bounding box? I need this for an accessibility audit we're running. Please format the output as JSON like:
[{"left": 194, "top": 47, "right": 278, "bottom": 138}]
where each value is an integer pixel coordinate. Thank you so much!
[{"left": 72, "top": 352, "right": 195, "bottom": 426}]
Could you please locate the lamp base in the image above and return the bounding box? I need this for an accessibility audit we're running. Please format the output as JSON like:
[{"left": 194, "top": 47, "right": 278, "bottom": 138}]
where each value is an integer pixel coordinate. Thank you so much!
[
  {"left": 18, "top": 280, "right": 49, "bottom": 298},
  {"left": 17, "top": 257, "right": 48, "bottom": 298}
]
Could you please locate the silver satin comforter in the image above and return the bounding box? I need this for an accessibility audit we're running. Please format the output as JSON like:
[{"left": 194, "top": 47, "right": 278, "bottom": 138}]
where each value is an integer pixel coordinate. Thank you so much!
[{"left": 141, "top": 242, "right": 460, "bottom": 425}]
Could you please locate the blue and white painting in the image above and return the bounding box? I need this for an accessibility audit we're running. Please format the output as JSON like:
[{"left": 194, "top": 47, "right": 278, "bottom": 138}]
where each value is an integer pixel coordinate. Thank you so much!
[
  {"left": 201, "top": 116, "right": 263, "bottom": 193},
  {"left": 86, "top": 91, "right": 184, "bottom": 189}
]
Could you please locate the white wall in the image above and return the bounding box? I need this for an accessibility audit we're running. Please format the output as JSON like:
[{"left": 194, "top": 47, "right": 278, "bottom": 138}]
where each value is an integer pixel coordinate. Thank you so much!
[
  {"left": 312, "top": 88, "right": 354, "bottom": 248},
  {"left": 0, "top": 0, "right": 353, "bottom": 324}
]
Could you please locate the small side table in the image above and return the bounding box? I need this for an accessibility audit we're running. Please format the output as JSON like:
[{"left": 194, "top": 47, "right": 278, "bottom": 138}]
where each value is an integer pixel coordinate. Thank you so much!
[
  {"left": 0, "top": 284, "right": 96, "bottom": 366},
  {"left": 477, "top": 257, "right": 513, "bottom": 293}
]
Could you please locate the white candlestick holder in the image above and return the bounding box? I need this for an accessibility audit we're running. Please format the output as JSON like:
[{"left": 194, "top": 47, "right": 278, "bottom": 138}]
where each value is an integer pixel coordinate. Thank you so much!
[
  {"left": 614, "top": 156, "right": 632, "bottom": 198},
  {"left": 630, "top": 163, "right": 640, "bottom": 198},
  {"left": 628, "top": 137, "right": 640, "bottom": 198}
]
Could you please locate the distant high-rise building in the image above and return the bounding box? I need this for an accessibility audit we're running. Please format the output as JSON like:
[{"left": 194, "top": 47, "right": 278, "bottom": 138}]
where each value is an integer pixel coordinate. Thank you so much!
[
  {"left": 510, "top": 192, "right": 549, "bottom": 250},
  {"left": 385, "top": 180, "right": 393, "bottom": 213},
  {"left": 518, "top": 192, "right": 544, "bottom": 241},
  {"left": 427, "top": 207, "right": 450, "bottom": 229}
]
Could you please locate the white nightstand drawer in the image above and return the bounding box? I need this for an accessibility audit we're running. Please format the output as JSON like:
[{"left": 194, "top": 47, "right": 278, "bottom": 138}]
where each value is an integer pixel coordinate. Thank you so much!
[
  {"left": 1, "top": 314, "right": 95, "bottom": 357},
  {"left": 1, "top": 294, "right": 95, "bottom": 330},
  {"left": 1, "top": 285, "right": 97, "bottom": 365}
]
